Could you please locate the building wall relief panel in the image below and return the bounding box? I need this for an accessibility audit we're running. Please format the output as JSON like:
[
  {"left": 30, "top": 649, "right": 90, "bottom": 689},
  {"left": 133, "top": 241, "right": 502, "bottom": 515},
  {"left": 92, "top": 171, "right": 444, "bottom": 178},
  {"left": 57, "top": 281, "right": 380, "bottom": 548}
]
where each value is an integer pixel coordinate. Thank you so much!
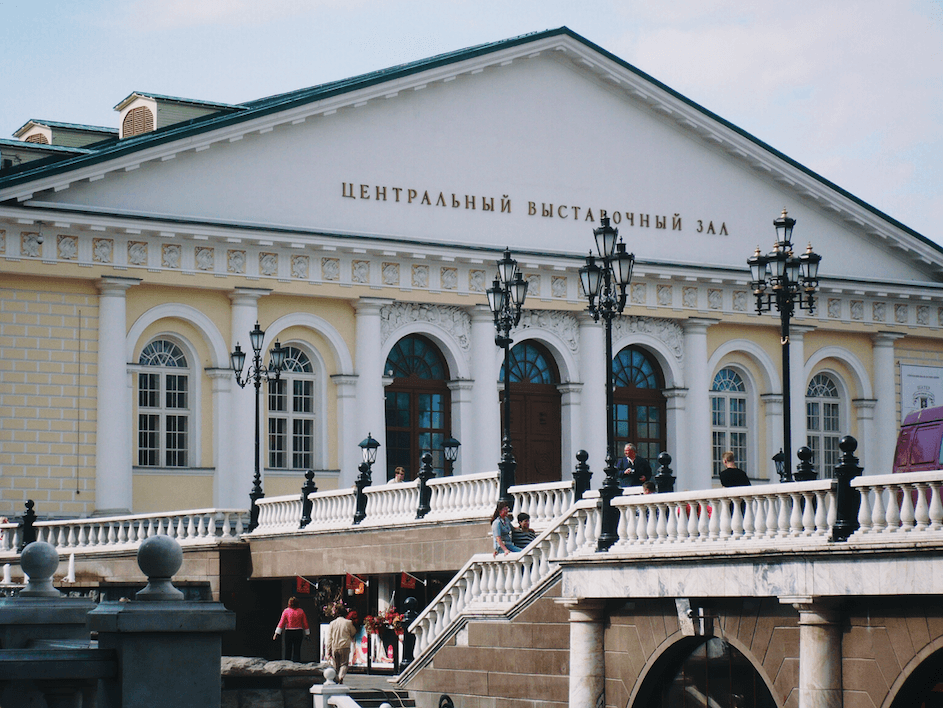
[{"left": 380, "top": 302, "right": 471, "bottom": 353}]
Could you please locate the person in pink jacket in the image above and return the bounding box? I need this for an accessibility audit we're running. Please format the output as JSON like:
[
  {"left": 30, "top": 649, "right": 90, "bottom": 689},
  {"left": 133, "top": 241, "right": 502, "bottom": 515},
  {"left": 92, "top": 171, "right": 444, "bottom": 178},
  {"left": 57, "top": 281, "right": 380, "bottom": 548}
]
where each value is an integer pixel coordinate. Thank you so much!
[{"left": 273, "top": 596, "right": 310, "bottom": 662}]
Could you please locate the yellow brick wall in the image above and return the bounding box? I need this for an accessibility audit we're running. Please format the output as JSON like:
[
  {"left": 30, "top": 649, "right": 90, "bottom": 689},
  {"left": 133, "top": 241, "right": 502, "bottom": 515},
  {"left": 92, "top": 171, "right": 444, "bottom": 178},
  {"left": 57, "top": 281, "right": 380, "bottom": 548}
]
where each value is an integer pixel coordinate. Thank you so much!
[{"left": 0, "top": 278, "right": 98, "bottom": 517}]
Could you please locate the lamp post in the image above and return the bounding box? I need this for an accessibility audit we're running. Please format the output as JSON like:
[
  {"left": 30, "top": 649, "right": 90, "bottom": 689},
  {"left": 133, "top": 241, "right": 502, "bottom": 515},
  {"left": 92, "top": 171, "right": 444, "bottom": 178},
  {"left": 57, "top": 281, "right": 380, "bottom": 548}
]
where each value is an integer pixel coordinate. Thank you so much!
[
  {"left": 748, "top": 209, "right": 822, "bottom": 481},
  {"left": 231, "top": 321, "right": 286, "bottom": 532},
  {"left": 487, "top": 248, "right": 528, "bottom": 505},
  {"left": 353, "top": 433, "right": 380, "bottom": 524},
  {"left": 443, "top": 436, "right": 461, "bottom": 477},
  {"left": 579, "top": 216, "right": 635, "bottom": 551}
]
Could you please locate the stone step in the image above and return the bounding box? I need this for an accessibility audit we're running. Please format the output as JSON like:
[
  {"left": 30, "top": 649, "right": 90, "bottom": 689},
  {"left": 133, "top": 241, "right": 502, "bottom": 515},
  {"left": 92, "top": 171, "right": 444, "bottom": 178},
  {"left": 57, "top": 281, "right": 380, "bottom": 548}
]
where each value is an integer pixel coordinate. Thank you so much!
[{"left": 348, "top": 688, "right": 416, "bottom": 707}]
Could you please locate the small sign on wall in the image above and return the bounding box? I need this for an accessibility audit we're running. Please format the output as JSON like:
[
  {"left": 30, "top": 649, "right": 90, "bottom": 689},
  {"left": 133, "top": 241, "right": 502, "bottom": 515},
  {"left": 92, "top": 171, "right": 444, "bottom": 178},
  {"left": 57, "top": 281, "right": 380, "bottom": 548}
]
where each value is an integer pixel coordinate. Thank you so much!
[{"left": 900, "top": 364, "right": 943, "bottom": 422}]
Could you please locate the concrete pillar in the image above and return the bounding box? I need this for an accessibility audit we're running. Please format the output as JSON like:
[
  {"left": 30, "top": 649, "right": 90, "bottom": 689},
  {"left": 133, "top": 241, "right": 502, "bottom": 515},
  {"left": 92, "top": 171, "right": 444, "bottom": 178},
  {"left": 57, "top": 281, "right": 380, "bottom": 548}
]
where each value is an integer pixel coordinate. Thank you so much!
[
  {"left": 558, "top": 383, "right": 583, "bottom": 480},
  {"left": 761, "top": 393, "right": 784, "bottom": 481},
  {"left": 205, "top": 368, "right": 235, "bottom": 508},
  {"left": 228, "top": 289, "right": 270, "bottom": 509},
  {"left": 95, "top": 276, "right": 140, "bottom": 515},
  {"left": 447, "top": 379, "right": 474, "bottom": 476},
  {"left": 469, "top": 306, "right": 501, "bottom": 474},
  {"left": 852, "top": 398, "right": 877, "bottom": 475},
  {"left": 331, "top": 374, "right": 359, "bottom": 486},
  {"left": 682, "top": 318, "right": 719, "bottom": 491},
  {"left": 578, "top": 313, "right": 606, "bottom": 472},
  {"left": 790, "top": 325, "right": 815, "bottom": 461},
  {"left": 663, "top": 388, "right": 688, "bottom": 487},
  {"left": 354, "top": 298, "right": 392, "bottom": 481},
  {"left": 562, "top": 599, "right": 606, "bottom": 708},
  {"left": 788, "top": 598, "right": 842, "bottom": 708},
  {"left": 873, "top": 332, "right": 904, "bottom": 475}
]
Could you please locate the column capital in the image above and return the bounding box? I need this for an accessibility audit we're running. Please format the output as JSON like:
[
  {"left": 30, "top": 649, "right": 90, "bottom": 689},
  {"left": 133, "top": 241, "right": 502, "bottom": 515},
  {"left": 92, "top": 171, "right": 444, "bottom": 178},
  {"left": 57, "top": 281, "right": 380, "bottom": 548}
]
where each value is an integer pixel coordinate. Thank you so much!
[
  {"left": 577, "top": 311, "right": 602, "bottom": 327},
  {"left": 682, "top": 317, "right": 720, "bottom": 333},
  {"left": 331, "top": 374, "right": 359, "bottom": 390},
  {"left": 353, "top": 296, "right": 394, "bottom": 314},
  {"left": 468, "top": 304, "right": 496, "bottom": 323},
  {"left": 557, "top": 597, "right": 607, "bottom": 621},
  {"left": 789, "top": 323, "right": 816, "bottom": 336},
  {"left": 873, "top": 331, "right": 905, "bottom": 346},
  {"left": 99, "top": 275, "right": 141, "bottom": 293},
  {"left": 780, "top": 596, "right": 839, "bottom": 623},
  {"left": 447, "top": 379, "right": 475, "bottom": 392},
  {"left": 229, "top": 287, "right": 271, "bottom": 306}
]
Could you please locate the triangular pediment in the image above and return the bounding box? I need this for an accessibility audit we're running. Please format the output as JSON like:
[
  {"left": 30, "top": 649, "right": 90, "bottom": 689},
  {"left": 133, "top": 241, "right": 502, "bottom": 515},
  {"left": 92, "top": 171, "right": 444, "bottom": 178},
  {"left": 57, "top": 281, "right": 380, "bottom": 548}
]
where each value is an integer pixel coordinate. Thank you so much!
[{"left": 2, "top": 28, "right": 940, "bottom": 283}]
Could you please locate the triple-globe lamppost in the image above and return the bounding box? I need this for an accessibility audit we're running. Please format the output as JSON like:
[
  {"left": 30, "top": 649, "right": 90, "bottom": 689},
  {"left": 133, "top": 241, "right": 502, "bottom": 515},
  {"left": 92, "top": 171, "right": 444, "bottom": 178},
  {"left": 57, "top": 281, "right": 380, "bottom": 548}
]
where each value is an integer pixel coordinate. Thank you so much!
[
  {"left": 579, "top": 216, "right": 635, "bottom": 551},
  {"left": 748, "top": 209, "right": 822, "bottom": 481},
  {"left": 231, "top": 321, "right": 286, "bottom": 532},
  {"left": 487, "top": 249, "right": 529, "bottom": 505}
]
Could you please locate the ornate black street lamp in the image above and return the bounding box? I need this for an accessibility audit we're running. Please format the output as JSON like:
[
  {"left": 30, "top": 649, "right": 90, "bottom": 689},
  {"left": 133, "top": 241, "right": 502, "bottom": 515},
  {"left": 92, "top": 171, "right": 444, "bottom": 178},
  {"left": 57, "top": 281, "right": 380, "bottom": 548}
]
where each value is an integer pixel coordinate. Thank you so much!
[
  {"left": 443, "top": 436, "right": 461, "bottom": 477},
  {"left": 579, "top": 216, "right": 635, "bottom": 551},
  {"left": 231, "top": 321, "right": 286, "bottom": 532},
  {"left": 487, "top": 249, "right": 528, "bottom": 505},
  {"left": 353, "top": 433, "right": 380, "bottom": 524},
  {"left": 748, "top": 209, "right": 822, "bottom": 481}
]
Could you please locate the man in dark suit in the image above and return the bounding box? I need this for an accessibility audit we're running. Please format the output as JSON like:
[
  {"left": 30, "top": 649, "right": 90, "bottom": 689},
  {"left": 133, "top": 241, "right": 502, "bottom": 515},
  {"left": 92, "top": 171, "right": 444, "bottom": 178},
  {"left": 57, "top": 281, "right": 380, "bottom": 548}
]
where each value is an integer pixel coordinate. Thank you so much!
[
  {"left": 719, "top": 451, "right": 751, "bottom": 487},
  {"left": 616, "top": 443, "right": 652, "bottom": 487}
]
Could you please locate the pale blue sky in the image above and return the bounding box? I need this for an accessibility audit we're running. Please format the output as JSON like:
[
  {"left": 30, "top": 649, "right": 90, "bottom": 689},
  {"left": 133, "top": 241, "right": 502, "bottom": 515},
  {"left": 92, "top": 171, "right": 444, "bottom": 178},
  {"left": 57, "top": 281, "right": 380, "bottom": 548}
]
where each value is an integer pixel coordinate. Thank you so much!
[{"left": 2, "top": 0, "right": 941, "bottom": 242}]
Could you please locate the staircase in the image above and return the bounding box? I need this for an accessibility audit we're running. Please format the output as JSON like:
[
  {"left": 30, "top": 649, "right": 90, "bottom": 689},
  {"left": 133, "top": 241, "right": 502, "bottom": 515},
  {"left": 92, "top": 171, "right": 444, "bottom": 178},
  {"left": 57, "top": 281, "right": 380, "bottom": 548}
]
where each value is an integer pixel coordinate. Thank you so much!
[{"left": 347, "top": 688, "right": 416, "bottom": 707}]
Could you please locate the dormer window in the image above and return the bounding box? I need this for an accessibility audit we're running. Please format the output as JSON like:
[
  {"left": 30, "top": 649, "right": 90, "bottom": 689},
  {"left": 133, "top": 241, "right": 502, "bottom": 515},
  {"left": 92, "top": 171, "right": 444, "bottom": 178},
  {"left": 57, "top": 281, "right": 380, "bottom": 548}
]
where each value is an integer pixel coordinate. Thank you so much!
[
  {"left": 24, "top": 134, "right": 49, "bottom": 144},
  {"left": 122, "top": 106, "right": 155, "bottom": 138}
]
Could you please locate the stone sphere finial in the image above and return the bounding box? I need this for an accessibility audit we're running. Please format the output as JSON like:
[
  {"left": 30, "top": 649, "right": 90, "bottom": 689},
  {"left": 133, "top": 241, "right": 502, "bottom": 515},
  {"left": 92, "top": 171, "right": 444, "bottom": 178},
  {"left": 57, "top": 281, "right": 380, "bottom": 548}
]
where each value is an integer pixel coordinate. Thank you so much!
[
  {"left": 322, "top": 667, "right": 337, "bottom": 684},
  {"left": 19, "top": 541, "right": 61, "bottom": 597},
  {"left": 135, "top": 535, "right": 184, "bottom": 601}
]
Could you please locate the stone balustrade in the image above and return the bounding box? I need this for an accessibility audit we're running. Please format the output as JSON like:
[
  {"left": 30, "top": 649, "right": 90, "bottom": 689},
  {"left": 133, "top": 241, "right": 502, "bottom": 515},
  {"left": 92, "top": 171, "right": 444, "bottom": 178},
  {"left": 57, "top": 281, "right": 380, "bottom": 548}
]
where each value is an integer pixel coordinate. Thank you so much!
[
  {"left": 852, "top": 470, "right": 943, "bottom": 537},
  {"left": 508, "top": 480, "right": 575, "bottom": 529},
  {"left": 424, "top": 471, "right": 501, "bottom": 522},
  {"left": 0, "top": 509, "right": 246, "bottom": 559}
]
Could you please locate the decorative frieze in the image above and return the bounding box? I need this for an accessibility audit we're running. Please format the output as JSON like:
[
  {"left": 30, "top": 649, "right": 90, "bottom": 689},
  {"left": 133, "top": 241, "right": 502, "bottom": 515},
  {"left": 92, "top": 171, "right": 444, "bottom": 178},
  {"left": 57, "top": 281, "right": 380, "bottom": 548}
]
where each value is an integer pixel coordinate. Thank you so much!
[
  {"left": 412, "top": 264, "right": 429, "bottom": 288},
  {"left": 828, "top": 298, "right": 841, "bottom": 319},
  {"left": 895, "top": 304, "right": 909, "bottom": 324},
  {"left": 917, "top": 305, "right": 929, "bottom": 327},
  {"left": 21, "top": 232, "right": 42, "bottom": 258},
  {"left": 873, "top": 302, "right": 885, "bottom": 322},
  {"left": 732, "top": 291, "right": 747, "bottom": 312},
  {"left": 519, "top": 310, "right": 579, "bottom": 352},
  {"left": 631, "top": 283, "right": 645, "bottom": 305},
  {"left": 382, "top": 262, "right": 399, "bottom": 286},
  {"left": 380, "top": 302, "right": 471, "bottom": 352},
  {"left": 93, "top": 238, "right": 113, "bottom": 264},
  {"left": 128, "top": 241, "right": 147, "bottom": 266},
  {"left": 195, "top": 246, "right": 214, "bottom": 271},
  {"left": 682, "top": 287, "right": 697, "bottom": 308},
  {"left": 227, "top": 249, "right": 245, "bottom": 274},
  {"left": 260, "top": 253, "right": 278, "bottom": 277},
  {"left": 321, "top": 257, "right": 339, "bottom": 281},
  {"left": 469, "top": 269, "right": 485, "bottom": 293},
  {"left": 291, "top": 255, "right": 309, "bottom": 279},
  {"left": 57, "top": 235, "right": 77, "bottom": 260},
  {"left": 708, "top": 289, "right": 722, "bottom": 309},
  {"left": 851, "top": 300, "right": 863, "bottom": 320},
  {"left": 526, "top": 273, "right": 540, "bottom": 297},
  {"left": 657, "top": 284, "right": 672, "bottom": 307},
  {"left": 441, "top": 267, "right": 457, "bottom": 290},
  {"left": 612, "top": 315, "right": 684, "bottom": 362},
  {"left": 0, "top": 229, "right": 5, "bottom": 253},
  {"left": 162, "top": 244, "right": 181, "bottom": 268},
  {"left": 352, "top": 260, "right": 370, "bottom": 283}
]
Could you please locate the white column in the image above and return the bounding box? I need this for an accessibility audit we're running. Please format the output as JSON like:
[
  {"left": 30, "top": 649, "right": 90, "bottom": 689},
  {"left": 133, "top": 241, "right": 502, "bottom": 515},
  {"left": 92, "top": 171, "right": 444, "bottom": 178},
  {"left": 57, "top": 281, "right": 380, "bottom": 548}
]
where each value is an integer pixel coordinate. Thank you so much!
[
  {"left": 229, "top": 288, "right": 270, "bottom": 510},
  {"left": 853, "top": 398, "right": 877, "bottom": 475},
  {"left": 95, "top": 276, "right": 140, "bottom": 515},
  {"left": 563, "top": 599, "right": 606, "bottom": 708},
  {"left": 761, "top": 393, "right": 784, "bottom": 481},
  {"left": 788, "top": 599, "right": 842, "bottom": 708},
  {"left": 873, "top": 332, "right": 903, "bottom": 476},
  {"left": 663, "top": 388, "right": 688, "bottom": 488},
  {"left": 469, "top": 306, "right": 500, "bottom": 474},
  {"left": 558, "top": 383, "right": 583, "bottom": 479},
  {"left": 354, "top": 298, "right": 391, "bottom": 481},
  {"left": 682, "top": 318, "right": 718, "bottom": 491},
  {"left": 578, "top": 313, "right": 606, "bottom": 473},
  {"left": 790, "top": 325, "right": 814, "bottom": 461},
  {"left": 205, "top": 368, "right": 235, "bottom": 508},
  {"left": 447, "top": 379, "right": 474, "bottom": 476},
  {"left": 330, "top": 374, "right": 359, "bottom": 487}
]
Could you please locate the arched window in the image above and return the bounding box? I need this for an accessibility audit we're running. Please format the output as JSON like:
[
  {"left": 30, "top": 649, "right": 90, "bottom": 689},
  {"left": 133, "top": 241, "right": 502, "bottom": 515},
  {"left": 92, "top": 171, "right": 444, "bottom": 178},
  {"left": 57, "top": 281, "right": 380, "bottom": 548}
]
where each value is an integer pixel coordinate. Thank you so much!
[
  {"left": 385, "top": 335, "right": 450, "bottom": 479},
  {"left": 267, "top": 346, "right": 316, "bottom": 470},
  {"left": 500, "top": 341, "right": 557, "bottom": 384},
  {"left": 137, "top": 340, "right": 189, "bottom": 467},
  {"left": 807, "top": 373, "right": 841, "bottom": 471},
  {"left": 612, "top": 346, "right": 666, "bottom": 464},
  {"left": 711, "top": 368, "right": 748, "bottom": 477}
]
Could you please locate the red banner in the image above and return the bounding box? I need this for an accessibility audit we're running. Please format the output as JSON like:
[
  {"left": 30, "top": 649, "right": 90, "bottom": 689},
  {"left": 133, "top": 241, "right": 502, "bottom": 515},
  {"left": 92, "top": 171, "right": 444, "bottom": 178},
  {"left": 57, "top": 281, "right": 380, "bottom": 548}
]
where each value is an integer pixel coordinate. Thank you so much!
[
  {"left": 296, "top": 576, "right": 311, "bottom": 594},
  {"left": 400, "top": 572, "right": 416, "bottom": 589}
]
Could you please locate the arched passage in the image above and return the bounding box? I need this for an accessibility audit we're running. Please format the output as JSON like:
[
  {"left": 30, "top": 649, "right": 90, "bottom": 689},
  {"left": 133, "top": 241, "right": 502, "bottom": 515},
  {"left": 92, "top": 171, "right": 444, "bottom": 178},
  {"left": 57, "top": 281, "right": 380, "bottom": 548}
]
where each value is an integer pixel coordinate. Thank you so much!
[{"left": 633, "top": 636, "right": 778, "bottom": 708}]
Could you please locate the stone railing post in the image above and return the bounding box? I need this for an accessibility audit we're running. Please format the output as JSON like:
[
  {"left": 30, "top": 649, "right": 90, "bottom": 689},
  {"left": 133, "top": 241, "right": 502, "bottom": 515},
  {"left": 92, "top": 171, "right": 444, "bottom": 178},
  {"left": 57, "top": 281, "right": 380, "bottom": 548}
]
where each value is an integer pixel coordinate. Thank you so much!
[
  {"left": 299, "top": 470, "right": 318, "bottom": 529},
  {"left": 18, "top": 500, "right": 37, "bottom": 552},
  {"left": 572, "top": 450, "right": 592, "bottom": 501},
  {"left": 416, "top": 452, "right": 435, "bottom": 519},
  {"left": 654, "top": 452, "right": 675, "bottom": 493},
  {"left": 88, "top": 535, "right": 235, "bottom": 708},
  {"left": 794, "top": 446, "right": 816, "bottom": 482},
  {"left": 832, "top": 436, "right": 863, "bottom": 542}
]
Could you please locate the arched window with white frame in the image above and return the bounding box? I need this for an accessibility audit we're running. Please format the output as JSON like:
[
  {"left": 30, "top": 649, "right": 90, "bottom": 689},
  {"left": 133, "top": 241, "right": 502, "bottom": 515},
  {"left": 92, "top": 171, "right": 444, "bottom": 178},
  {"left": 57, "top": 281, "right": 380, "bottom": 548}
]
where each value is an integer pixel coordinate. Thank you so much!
[
  {"left": 710, "top": 367, "right": 748, "bottom": 477},
  {"left": 807, "top": 372, "right": 842, "bottom": 471},
  {"left": 267, "top": 345, "right": 317, "bottom": 471},
  {"left": 137, "top": 339, "right": 190, "bottom": 467}
]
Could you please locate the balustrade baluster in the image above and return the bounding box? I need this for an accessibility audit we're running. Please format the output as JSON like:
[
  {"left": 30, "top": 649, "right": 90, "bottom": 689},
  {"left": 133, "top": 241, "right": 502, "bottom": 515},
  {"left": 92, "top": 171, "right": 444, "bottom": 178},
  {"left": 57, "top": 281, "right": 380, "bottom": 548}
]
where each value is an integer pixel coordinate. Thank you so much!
[
  {"left": 616, "top": 505, "right": 629, "bottom": 545},
  {"left": 929, "top": 482, "right": 943, "bottom": 531},
  {"left": 884, "top": 486, "right": 901, "bottom": 532},
  {"left": 764, "top": 496, "right": 778, "bottom": 539},
  {"left": 68, "top": 525, "right": 78, "bottom": 548},
  {"left": 696, "top": 502, "right": 710, "bottom": 540},
  {"left": 730, "top": 497, "right": 743, "bottom": 538},
  {"left": 718, "top": 498, "right": 732, "bottom": 539},
  {"left": 708, "top": 498, "right": 721, "bottom": 540},
  {"left": 741, "top": 497, "right": 753, "bottom": 539},
  {"left": 913, "top": 485, "right": 930, "bottom": 530},
  {"left": 857, "top": 487, "right": 873, "bottom": 534},
  {"left": 107, "top": 522, "right": 118, "bottom": 545},
  {"left": 184, "top": 514, "right": 196, "bottom": 540},
  {"left": 520, "top": 555, "right": 534, "bottom": 594},
  {"left": 814, "top": 490, "right": 829, "bottom": 536},
  {"left": 645, "top": 505, "right": 658, "bottom": 542},
  {"left": 871, "top": 485, "right": 887, "bottom": 532},
  {"left": 789, "top": 493, "right": 803, "bottom": 537},
  {"left": 469, "top": 563, "right": 481, "bottom": 602},
  {"left": 801, "top": 492, "right": 815, "bottom": 536},
  {"left": 511, "top": 560, "right": 524, "bottom": 597},
  {"left": 675, "top": 502, "right": 689, "bottom": 541},
  {"left": 899, "top": 484, "right": 916, "bottom": 531},
  {"left": 752, "top": 498, "right": 766, "bottom": 538},
  {"left": 574, "top": 512, "right": 587, "bottom": 550},
  {"left": 655, "top": 503, "right": 668, "bottom": 542},
  {"left": 539, "top": 538, "right": 553, "bottom": 576},
  {"left": 586, "top": 508, "right": 600, "bottom": 551},
  {"left": 503, "top": 562, "right": 515, "bottom": 600}
]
